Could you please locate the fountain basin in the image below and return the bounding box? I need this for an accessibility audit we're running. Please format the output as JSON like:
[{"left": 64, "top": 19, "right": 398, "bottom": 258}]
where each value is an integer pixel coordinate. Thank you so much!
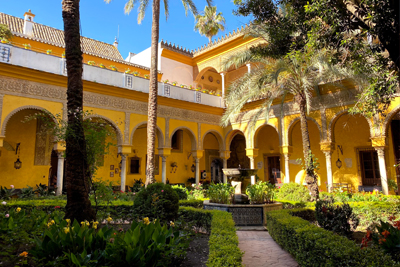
[
  {"left": 222, "top": 168, "right": 258, "bottom": 178},
  {"left": 203, "top": 200, "right": 283, "bottom": 226}
]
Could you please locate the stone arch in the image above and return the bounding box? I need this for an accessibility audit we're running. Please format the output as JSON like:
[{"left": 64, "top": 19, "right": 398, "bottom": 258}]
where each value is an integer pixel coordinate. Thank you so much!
[
  {"left": 382, "top": 104, "right": 400, "bottom": 137},
  {"left": 1, "top": 105, "right": 58, "bottom": 137},
  {"left": 253, "top": 123, "right": 281, "bottom": 148},
  {"left": 328, "top": 110, "right": 374, "bottom": 142},
  {"left": 202, "top": 130, "right": 225, "bottom": 151},
  {"left": 225, "top": 129, "right": 247, "bottom": 149},
  {"left": 84, "top": 114, "right": 123, "bottom": 146},
  {"left": 194, "top": 66, "right": 220, "bottom": 85},
  {"left": 130, "top": 122, "right": 165, "bottom": 148},
  {"left": 170, "top": 126, "right": 197, "bottom": 150},
  {"left": 287, "top": 117, "right": 323, "bottom": 146}
]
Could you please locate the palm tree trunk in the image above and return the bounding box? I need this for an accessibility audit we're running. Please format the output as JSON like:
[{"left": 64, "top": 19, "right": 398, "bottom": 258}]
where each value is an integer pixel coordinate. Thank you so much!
[
  {"left": 296, "top": 93, "right": 319, "bottom": 201},
  {"left": 145, "top": 0, "right": 160, "bottom": 186},
  {"left": 208, "top": 36, "right": 212, "bottom": 43},
  {"left": 62, "top": 0, "right": 95, "bottom": 222}
]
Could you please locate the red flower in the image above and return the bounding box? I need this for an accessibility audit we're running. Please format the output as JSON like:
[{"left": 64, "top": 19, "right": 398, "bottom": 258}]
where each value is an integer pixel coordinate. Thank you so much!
[
  {"left": 322, "top": 206, "right": 327, "bottom": 213},
  {"left": 54, "top": 206, "right": 61, "bottom": 209}
]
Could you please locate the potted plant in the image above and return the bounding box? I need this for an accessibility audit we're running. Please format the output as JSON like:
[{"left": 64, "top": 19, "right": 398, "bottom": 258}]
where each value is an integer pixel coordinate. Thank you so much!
[
  {"left": 202, "top": 89, "right": 209, "bottom": 94},
  {"left": 23, "top": 43, "right": 31, "bottom": 49},
  {"left": 209, "top": 90, "right": 215, "bottom": 95},
  {"left": 99, "top": 63, "right": 106, "bottom": 68},
  {"left": 125, "top": 68, "right": 131, "bottom": 74},
  {"left": 132, "top": 71, "right": 140, "bottom": 76},
  {"left": 180, "top": 84, "right": 186, "bottom": 88},
  {"left": 1, "top": 38, "right": 9, "bottom": 44},
  {"left": 189, "top": 85, "right": 194, "bottom": 90},
  {"left": 62, "top": 51, "right": 66, "bottom": 58},
  {"left": 172, "top": 81, "right": 177, "bottom": 86},
  {"left": 216, "top": 92, "right": 221, "bottom": 96},
  {"left": 87, "top": 60, "right": 95, "bottom": 66},
  {"left": 162, "top": 79, "right": 169, "bottom": 83},
  {"left": 195, "top": 87, "right": 201, "bottom": 91},
  {"left": 144, "top": 74, "right": 150, "bottom": 79},
  {"left": 110, "top": 65, "right": 117, "bottom": 71},
  {"left": 46, "top": 49, "right": 52, "bottom": 55}
]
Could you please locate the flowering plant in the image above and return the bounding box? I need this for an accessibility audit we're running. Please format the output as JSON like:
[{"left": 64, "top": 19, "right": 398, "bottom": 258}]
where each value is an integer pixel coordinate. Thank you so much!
[
  {"left": 99, "top": 63, "right": 105, "bottom": 68},
  {"left": 180, "top": 84, "right": 186, "bottom": 88},
  {"left": 46, "top": 49, "right": 52, "bottom": 54},
  {"left": 132, "top": 71, "right": 140, "bottom": 76},
  {"left": 87, "top": 60, "right": 95, "bottom": 66},
  {"left": 23, "top": 43, "right": 31, "bottom": 49},
  {"left": 0, "top": 37, "right": 9, "bottom": 43},
  {"left": 362, "top": 216, "right": 400, "bottom": 261},
  {"left": 125, "top": 68, "right": 131, "bottom": 74},
  {"left": 144, "top": 74, "right": 150, "bottom": 79},
  {"left": 109, "top": 65, "right": 117, "bottom": 71},
  {"left": 171, "top": 81, "right": 177, "bottom": 86}
]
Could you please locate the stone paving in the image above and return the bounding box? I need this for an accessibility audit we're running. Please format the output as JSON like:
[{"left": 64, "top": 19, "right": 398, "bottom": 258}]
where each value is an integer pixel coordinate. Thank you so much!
[{"left": 237, "top": 230, "right": 299, "bottom": 267}]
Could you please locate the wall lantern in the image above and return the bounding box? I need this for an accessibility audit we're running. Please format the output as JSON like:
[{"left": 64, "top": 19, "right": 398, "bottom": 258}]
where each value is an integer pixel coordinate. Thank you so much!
[
  {"left": 336, "top": 145, "right": 343, "bottom": 169},
  {"left": 191, "top": 164, "right": 195, "bottom": 173},
  {"left": 14, "top": 143, "right": 22, "bottom": 170},
  {"left": 170, "top": 162, "right": 178, "bottom": 173}
]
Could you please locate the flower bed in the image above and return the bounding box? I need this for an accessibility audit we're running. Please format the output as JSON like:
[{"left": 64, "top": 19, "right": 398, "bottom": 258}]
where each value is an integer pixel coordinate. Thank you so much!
[{"left": 266, "top": 208, "right": 399, "bottom": 267}]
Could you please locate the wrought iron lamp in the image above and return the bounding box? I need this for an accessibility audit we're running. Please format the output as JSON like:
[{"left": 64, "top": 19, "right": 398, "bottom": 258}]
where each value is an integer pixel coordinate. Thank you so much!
[
  {"left": 14, "top": 143, "right": 22, "bottom": 170},
  {"left": 336, "top": 145, "right": 343, "bottom": 169},
  {"left": 191, "top": 164, "right": 195, "bottom": 173}
]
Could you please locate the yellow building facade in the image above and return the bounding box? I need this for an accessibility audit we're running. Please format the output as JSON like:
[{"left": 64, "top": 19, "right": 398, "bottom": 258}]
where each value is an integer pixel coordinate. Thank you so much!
[{"left": 0, "top": 11, "right": 399, "bottom": 195}]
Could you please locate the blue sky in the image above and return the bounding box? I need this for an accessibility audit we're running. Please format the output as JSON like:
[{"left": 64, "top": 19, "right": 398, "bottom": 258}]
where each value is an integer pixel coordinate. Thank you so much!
[{"left": 1, "top": 0, "right": 252, "bottom": 58}]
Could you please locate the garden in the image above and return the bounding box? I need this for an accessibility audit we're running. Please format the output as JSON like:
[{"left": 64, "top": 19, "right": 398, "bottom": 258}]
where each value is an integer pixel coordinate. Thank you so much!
[{"left": 2, "top": 180, "right": 400, "bottom": 266}]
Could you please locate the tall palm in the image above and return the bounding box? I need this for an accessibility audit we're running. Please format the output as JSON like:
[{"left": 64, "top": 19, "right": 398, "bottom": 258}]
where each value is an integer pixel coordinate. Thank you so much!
[
  {"left": 222, "top": 48, "right": 366, "bottom": 200},
  {"left": 62, "top": 0, "right": 95, "bottom": 222},
  {"left": 194, "top": 6, "right": 225, "bottom": 43},
  {"left": 106, "top": 0, "right": 212, "bottom": 186}
]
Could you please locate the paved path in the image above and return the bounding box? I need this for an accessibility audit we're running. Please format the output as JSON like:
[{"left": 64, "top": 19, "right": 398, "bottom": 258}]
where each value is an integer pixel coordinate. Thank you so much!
[{"left": 237, "top": 231, "right": 299, "bottom": 267}]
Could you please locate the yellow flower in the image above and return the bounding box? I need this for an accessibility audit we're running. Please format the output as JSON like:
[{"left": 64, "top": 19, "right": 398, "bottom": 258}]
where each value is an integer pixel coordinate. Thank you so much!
[
  {"left": 66, "top": 219, "right": 71, "bottom": 225},
  {"left": 16, "top": 207, "right": 21, "bottom": 213},
  {"left": 92, "top": 221, "right": 99, "bottom": 229},
  {"left": 106, "top": 217, "right": 112, "bottom": 223},
  {"left": 81, "top": 221, "right": 86, "bottom": 226},
  {"left": 85, "top": 220, "right": 90, "bottom": 226},
  {"left": 170, "top": 221, "right": 175, "bottom": 227},
  {"left": 51, "top": 220, "right": 55, "bottom": 225},
  {"left": 19, "top": 251, "right": 28, "bottom": 257},
  {"left": 63, "top": 227, "right": 70, "bottom": 234},
  {"left": 143, "top": 217, "right": 150, "bottom": 225}
]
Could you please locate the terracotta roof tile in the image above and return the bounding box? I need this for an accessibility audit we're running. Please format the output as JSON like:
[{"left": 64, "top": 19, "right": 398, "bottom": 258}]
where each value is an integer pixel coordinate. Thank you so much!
[{"left": 0, "top": 12, "right": 123, "bottom": 61}]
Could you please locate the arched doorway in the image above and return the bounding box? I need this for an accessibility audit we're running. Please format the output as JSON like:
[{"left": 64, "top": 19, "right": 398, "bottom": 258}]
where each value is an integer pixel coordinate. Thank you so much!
[{"left": 228, "top": 134, "right": 249, "bottom": 169}]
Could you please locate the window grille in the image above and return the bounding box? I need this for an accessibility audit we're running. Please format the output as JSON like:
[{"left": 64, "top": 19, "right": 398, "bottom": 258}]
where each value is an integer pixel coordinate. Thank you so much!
[{"left": 0, "top": 45, "right": 10, "bottom": 63}]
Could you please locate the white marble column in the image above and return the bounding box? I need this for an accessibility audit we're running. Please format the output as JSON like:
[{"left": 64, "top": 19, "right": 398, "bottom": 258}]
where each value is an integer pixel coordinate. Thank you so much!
[
  {"left": 120, "top": 154, "right": 127, "bottom": 192},
  {"left": 223, "top": 158, "right": 228, "bottom": 183},
  {"left": 195, "top": 158, "right": 200, "bottom": 185},
  {"left": 161, "top": 156, "right": 167, "bottom": 184},
  {"left": 56, "top": 152, "right": 64, "bottom": 196},
  {"left": 246, "top": 63, "right": 251, "bottom": 73},
  {"left": 284, "top": 154, "right": 290, "bottom": 183},
  {"left": 220, "top": 72, "right": 225, "bottom": 97},
  {"left": 323, "top": 151, "right": 333, "bottom": 192},
  {"left": 376, "top": 147, "right": 389, "bottom": 195},
  {"left": 250, "top": 157, "right": 256, "bottom": 185}
]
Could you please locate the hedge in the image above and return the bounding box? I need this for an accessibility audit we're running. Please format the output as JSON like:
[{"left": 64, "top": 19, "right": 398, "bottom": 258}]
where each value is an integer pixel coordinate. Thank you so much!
[
  {"left": 179, "top": 199, "right": 204, "bottom": 208},
  {"left": 266, "top": 209, "right": 400, "bottom": 267},
  {"left": 179, "top": 206, "right": 243, "bottom": 267}
]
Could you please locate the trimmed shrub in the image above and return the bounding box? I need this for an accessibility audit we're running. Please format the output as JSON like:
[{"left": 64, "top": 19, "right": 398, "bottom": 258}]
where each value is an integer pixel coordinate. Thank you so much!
[
  {"left": 266, "top": 209, "right": 399, "bottom": 267},
  {"left": 207, "top": 210, "right": 243, "bottom": 267},
  {"left": 133, "top": 183, "right": 179, "bottom": 222},
  {"left": 179, "top": 206, "right": 213, "bottom": 232},
  {"left": 315, "top": 197, "right": 359, "bottom": 236},
  {"left": 171, "top": 185, "right": 188, "bottom": 200},
  {"left": 276, "top": 182, "right": 311, "bottom": 202},
  {"left": 179, "top": 199, "right": 204, "bottom": 208}
]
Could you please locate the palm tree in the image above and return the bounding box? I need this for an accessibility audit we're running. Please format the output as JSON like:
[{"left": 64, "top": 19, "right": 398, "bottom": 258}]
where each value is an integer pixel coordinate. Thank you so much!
[
  {"left": 62, "top": 0, "right": 95, "bottom": 221},
  {"left": 106, "top": 0, "right": 212, "bottom": 186},
  {"left": 194, "top": 6, "right": 225, "bottom": 43},
  {"left": 222, "top": 48, "right": 366, "bottom": 201}
]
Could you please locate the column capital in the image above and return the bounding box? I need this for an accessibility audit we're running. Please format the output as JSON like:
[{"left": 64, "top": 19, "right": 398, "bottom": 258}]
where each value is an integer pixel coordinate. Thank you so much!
[
  {"left": 280, "top": 145, "right": 293, "bottom": 155},
  {"left": 219, "top": 71, "right": 227, "bottom": 77},
  {"left": 320, "top": 141, "right": 335, "bottom": 153},
  {"left": 192, "top": 150, "right": 204, "bottom": 159},
  {"left": 371, "top": 137, "right": 386, "bottom": 148},
  {"left": 375, "top": 146, "right": 386, "bottom": 156},
  {"left": 53, "top": 141, "right": 66, "bottom": 153},
  {"left": 219, "top": 150, "right": 231, "bottom": 159},
  {"left": 245, "top": 148, "right": 259, "bottom": 158},
  {"left": 157, "top": 147, "right": 172, "bottom": 157},
  {"left": 118, "top": 145, "right": 132, "bottom": 155}
]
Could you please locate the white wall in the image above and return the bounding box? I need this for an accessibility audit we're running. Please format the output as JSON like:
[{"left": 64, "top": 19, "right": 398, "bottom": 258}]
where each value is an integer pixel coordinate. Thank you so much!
[
  {"left": 126, "top": 44, "right": 162, "bottom": 71},
  {"left": 160, "top": 56, "right": 194, "bottom": 87}
]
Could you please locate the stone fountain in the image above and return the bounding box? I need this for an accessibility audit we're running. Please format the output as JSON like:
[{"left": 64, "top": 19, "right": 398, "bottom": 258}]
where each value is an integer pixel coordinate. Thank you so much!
[{"left": 203, "top": 166, "right": 283, "bottom": 226}]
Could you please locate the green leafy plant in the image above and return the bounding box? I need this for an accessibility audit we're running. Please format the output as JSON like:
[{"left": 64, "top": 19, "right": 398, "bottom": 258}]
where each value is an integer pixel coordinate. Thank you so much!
[
  {"left": 187, "top": 183, "right": 206, "bottom": 200},
  {"left": 133, "top": 183, "right": 179, "bottom": 222},
  {"left": 99, "top": 63, "right": 105, "bottom": 68},
  {"left": 0, "top": 186, "right": 15, "bottom": 200},
  {"left": 129, "top": 178, "right": 144, "bottom": 193},
  {"left": 19, "top": 186, "right": 35, "bottom": 199},
  {"left": 144, "top": 74, "right": 150, "bottom": 79},
  {"left": 315, "top": 197, "right": 359, "bottom": 236},
  {"left": 34, "top": 183, "right": 55, "bottom": 197},
  {"left": 388, "top": 179, "right": 398, "bottom": 193},
  {"left": 171, "top": 185, "right": 188, "bottom": 200},
  {"left": 87, "top": 60, "right": 95, "bottom": 66},
  {"left": 109, "top": 65, "right": 117, "bottom": 71},
  {"left": 246, "top": 181, "right": 275, "bottom": 204},
  {"left": 208, "top": 183, "right": 235, "bottom": 204},
  {"left": 276, "top": 182, "right": 311, "bottom": 202}
]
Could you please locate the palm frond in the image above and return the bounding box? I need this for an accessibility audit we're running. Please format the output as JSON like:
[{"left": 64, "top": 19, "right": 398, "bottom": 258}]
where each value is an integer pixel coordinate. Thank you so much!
[
  {"left": 124, "top": 0, "right": 137, "bottom": 14},
  {"left": 163, "top": 0, "right": 169, "bottom": 20},
  {"left": 137, "top": 0, "right": 150, "bottom": 24}
]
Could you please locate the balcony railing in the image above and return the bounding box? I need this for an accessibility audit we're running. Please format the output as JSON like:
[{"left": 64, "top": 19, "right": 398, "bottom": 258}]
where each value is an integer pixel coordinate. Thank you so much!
[{"left": 0, "top": 43, "right": 223, "bottom": 108}]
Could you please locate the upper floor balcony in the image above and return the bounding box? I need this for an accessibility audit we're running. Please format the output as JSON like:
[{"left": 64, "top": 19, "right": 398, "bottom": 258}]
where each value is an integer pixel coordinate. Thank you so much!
[{"left": 0, "top": 43, "right": 224, "bottom": 108}]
